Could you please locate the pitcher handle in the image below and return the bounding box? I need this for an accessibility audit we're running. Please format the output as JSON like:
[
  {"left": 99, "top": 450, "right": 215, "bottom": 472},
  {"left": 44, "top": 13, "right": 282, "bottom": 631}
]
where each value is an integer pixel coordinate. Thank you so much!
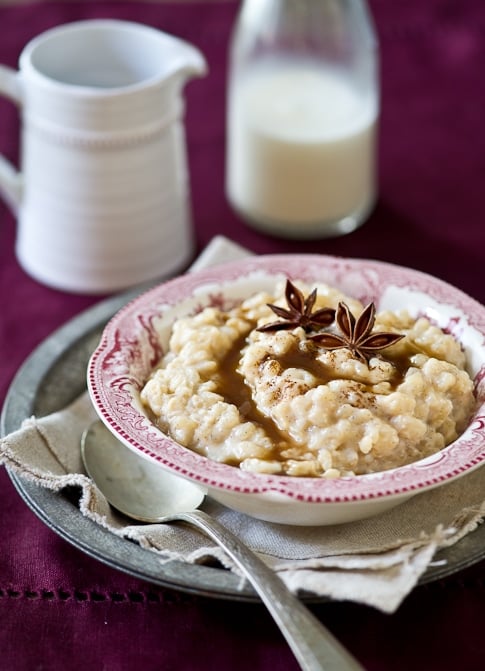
[{"left": 0, "top": 65, "right": 23, "bottom": 213}]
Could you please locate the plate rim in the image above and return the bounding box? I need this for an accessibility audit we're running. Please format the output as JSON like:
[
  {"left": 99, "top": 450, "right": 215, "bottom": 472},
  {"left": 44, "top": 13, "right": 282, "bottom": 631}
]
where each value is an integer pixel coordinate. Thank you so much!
[{"left": 0, "top": 287, "right": 267, "bottom": 602}]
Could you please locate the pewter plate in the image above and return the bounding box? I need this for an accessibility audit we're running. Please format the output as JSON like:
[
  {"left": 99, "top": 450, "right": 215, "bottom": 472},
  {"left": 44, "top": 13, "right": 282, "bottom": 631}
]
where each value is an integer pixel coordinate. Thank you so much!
[{"left": 2, "top": 288, "right": 485, "bottom": 602}]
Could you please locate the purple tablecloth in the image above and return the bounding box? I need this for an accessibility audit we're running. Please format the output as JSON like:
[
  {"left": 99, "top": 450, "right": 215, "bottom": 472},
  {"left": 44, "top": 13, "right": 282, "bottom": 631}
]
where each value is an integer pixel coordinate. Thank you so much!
[{"left": 1, "top": 2, "right": 485, "bottom": 669}]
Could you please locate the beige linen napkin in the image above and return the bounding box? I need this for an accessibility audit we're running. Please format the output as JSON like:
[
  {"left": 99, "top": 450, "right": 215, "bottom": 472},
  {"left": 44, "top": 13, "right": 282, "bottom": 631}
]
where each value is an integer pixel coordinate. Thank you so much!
[{"left": 1, "top": 235, "right": 485, "bottom": 614}]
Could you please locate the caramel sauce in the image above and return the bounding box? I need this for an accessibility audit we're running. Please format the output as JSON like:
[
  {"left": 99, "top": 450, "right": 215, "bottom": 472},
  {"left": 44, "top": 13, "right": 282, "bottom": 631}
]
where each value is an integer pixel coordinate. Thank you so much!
[
  {"left": 212, "top": 332, "right": 421, "bottom": 459},
  {"left": 213, "top": 331, "right": 288, "bottom": 449},
  {"left": 275, "top": 342, "right": 353, "bottom": 385},
  {"left": 213, "top": 332, "right": 429, "bottom": 442}
]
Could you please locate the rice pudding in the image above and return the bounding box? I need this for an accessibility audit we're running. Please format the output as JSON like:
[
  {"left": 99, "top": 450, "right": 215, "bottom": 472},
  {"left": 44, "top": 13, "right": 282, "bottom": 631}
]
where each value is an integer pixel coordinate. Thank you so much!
[{"left": 140, "top": 280, "right": 475, "bottom": 478}]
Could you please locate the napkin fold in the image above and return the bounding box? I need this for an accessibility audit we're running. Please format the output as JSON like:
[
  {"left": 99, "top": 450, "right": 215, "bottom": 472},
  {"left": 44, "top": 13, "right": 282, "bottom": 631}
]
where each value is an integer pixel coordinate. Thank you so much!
[{"left": 1, "top": 235, "right": 485, "bottom": 614}]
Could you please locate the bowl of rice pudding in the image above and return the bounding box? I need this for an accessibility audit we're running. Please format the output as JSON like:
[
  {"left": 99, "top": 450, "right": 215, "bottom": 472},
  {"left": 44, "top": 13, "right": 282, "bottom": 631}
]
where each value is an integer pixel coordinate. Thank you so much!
[{"left": 88, "top": 255, "right": 485, "bottom": 525}]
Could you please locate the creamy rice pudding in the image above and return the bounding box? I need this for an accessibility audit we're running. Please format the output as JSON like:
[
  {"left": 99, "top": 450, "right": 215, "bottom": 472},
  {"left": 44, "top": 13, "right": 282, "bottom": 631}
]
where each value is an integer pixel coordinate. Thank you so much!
[{"left": 140, "top": 280, "right": 475, "bottom": 478}]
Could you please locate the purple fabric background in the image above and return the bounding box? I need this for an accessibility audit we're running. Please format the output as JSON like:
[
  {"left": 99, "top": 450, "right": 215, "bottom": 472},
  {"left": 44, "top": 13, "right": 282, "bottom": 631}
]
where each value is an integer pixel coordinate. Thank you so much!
[{"left": 1, "top": 1, "right": 485, "bottom": 669}]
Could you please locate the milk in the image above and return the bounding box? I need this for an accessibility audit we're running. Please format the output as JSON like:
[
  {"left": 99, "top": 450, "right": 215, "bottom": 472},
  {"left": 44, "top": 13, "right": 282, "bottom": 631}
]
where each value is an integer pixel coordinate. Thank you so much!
[{"left": 226, "top": 60, "right": 378, "bottom": 238}]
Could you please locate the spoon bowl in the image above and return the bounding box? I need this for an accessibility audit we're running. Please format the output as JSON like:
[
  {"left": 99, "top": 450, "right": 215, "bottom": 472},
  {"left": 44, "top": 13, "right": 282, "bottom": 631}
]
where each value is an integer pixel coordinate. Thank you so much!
[
  {"left": 81, "top": 421, "right": 206, "bottom": 521},
  {"left": 81, "top": 420, "right": 364, "bottom": 671}
]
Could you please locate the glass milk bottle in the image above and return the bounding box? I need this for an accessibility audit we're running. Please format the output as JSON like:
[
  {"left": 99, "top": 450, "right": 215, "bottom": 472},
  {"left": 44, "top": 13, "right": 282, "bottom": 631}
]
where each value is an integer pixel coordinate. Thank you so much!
[{"left": 226, "top": 0, "right": 379, "bottom": 239}]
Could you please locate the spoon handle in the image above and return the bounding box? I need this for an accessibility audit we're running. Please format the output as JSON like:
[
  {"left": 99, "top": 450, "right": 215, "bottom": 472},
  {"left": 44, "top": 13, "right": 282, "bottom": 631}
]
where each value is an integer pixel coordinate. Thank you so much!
[{"left": 170, "top": 509, "right": 364, "bottom": 671}]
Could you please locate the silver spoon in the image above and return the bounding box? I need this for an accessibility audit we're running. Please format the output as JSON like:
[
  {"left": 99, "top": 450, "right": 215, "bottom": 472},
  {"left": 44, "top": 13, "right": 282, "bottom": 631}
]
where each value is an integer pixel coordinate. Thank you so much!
[{"left": 81, "top": 421, "right": 364, "bottom": 671}]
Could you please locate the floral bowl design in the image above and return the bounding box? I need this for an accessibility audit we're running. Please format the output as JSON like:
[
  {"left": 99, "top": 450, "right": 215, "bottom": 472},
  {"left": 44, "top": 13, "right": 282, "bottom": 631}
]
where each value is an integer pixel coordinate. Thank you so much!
[{"left": 87, "top": 255, "right": 485, "bottom": 526}]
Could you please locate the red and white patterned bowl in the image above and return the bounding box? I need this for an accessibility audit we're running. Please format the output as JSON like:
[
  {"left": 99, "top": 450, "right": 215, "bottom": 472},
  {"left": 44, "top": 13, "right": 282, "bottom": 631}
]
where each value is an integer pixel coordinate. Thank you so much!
[{"left": 87, "top": 255, "right": 485, "bottom": 525}]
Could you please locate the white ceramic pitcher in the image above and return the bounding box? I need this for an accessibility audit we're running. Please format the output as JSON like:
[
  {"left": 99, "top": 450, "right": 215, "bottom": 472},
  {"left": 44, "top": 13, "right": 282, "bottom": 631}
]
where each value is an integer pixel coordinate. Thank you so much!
[{"left": 0, "top": 20, "right": 207, "bottom": 293}]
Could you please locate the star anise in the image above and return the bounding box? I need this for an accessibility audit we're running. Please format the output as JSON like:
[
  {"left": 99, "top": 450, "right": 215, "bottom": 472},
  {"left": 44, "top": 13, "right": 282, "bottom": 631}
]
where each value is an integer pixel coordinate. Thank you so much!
[
  {"left": 257, "top": 279, "right": 335, "bottom": 333},
  {"left": 309, "top": 301, "right": 404, "bottom": 362}
]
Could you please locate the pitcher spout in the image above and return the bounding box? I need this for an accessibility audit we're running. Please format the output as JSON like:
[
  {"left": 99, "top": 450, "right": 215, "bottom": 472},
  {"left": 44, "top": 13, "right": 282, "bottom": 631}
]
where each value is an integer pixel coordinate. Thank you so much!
[{"left": 166, "top": 38, "right": 208, "bottom": 86}]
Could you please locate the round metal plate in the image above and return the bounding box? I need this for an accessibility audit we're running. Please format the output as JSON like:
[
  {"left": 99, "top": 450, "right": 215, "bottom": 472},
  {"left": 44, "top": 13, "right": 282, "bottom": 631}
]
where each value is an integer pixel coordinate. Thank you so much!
[{"left": 2, "top": 287, "right": 485, "bottom": 601}]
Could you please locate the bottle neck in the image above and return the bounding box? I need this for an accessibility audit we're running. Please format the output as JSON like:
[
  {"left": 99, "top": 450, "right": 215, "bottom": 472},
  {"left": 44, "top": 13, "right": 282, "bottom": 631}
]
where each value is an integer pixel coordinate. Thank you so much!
[{"left": 232, "top": 0, "right": 378, "bottom": 81}]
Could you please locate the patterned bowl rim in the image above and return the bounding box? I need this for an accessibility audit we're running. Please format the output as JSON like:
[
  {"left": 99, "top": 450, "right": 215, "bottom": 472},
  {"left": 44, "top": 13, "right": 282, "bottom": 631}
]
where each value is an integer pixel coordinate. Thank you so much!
[{"left": 87, "top": 254, "right": 485, "bottom": 504}]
